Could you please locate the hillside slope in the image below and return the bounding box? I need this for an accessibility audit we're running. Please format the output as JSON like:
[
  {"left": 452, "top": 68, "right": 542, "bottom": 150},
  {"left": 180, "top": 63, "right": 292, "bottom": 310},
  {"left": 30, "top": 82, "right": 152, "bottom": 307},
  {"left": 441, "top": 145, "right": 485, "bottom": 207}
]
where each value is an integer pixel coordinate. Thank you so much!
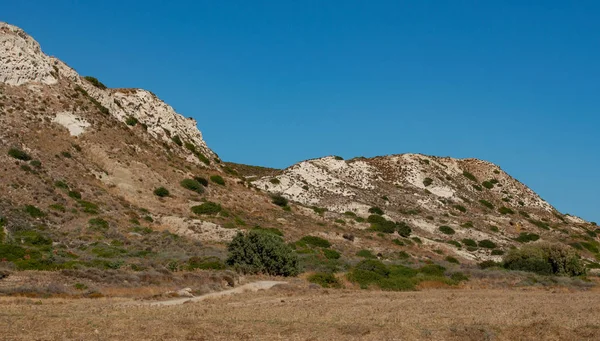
[{"left": 0, "top": 22, "right": 598, "bottom": 276}]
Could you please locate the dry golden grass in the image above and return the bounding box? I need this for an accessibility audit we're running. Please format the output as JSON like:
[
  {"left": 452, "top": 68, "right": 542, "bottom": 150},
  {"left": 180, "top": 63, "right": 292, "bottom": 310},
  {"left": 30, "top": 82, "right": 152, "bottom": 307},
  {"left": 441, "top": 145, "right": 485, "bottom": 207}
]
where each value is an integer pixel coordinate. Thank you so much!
[{"left": 1, "top": 286, "right": 600, "bottom": 340}]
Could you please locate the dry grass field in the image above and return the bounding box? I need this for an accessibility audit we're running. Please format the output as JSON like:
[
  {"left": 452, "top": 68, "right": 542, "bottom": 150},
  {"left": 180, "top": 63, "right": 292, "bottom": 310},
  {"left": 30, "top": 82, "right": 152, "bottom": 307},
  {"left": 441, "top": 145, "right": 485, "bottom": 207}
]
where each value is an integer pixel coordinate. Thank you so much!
[{"left": 1, "top": 285, "right": 600, "bottom": 341}]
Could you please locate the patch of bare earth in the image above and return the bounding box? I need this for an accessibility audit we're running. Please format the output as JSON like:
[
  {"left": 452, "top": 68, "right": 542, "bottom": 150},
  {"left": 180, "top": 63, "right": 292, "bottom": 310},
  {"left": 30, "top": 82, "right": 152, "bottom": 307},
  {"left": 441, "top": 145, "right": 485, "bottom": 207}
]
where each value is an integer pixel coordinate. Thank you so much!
[{"left": 1, "top": 287, "right": 600, "bottom": 340}]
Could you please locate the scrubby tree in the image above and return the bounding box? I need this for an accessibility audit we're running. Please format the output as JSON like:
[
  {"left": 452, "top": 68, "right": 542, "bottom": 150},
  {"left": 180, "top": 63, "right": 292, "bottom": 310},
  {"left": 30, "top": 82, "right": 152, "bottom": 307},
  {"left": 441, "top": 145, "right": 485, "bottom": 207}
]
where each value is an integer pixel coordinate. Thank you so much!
[{"left": 226, "top": 231, "right": 299, "bottom": 276}]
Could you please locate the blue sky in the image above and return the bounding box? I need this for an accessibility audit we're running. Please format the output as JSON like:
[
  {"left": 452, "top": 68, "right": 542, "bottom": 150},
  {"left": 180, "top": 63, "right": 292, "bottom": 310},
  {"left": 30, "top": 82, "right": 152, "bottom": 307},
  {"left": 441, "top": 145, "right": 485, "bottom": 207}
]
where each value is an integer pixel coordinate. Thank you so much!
[{"left": 3, "top": 1, "right": 599, "bottom": 222}]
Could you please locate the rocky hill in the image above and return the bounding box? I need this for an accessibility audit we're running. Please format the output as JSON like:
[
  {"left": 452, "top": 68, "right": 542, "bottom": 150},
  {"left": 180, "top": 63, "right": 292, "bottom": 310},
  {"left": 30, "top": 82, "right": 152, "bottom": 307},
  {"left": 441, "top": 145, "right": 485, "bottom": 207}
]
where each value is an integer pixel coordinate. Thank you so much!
[{"left": 0, "top": 22, "right": 598, "bottom": 276}]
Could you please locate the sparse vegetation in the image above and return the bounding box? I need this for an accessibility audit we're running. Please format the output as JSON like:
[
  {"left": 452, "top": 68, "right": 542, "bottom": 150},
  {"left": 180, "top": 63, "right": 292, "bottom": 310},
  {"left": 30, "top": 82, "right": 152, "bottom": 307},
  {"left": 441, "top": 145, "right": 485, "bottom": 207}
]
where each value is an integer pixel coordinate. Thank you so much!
[
  {"left": 478, "top": 239, "right": 497, "bottom": 249},
  {"left": 453, "top": 205, "right": 467, "bottom": 213},
  {"left": 479, "top": 200, "right": 494, "bottom": 209},
  {"left": 498, "top": 206, "right": 515, "bottom": 215},
  {"left": 171, "top": 135, "right": 183, "bottom": 146},
  {"left": 24, "top": 205, "right": 45, "bottom": 218},
  {"left": 299, "top": 236, "right": 331, "bottom": 248},
  {"left": 515, "top": 232, "right": 540, "bottom": 243},
  {"left": 368, "top": 206, "right": 384, "bottom": 215},
  {"left": 83, "top": 76, "right": 107, "bottom": 89},
  {"left": 356, "top": 249, "right": 377, "bottom": 259},
  {"left": 423, "top": 177, "right": 433, "bottom": 187},
  {"left": 308, "top": 272, "right": 341, "bottom": 288},
  {"left": 125, "top": 116, "right": 138, "bottom": 126}
]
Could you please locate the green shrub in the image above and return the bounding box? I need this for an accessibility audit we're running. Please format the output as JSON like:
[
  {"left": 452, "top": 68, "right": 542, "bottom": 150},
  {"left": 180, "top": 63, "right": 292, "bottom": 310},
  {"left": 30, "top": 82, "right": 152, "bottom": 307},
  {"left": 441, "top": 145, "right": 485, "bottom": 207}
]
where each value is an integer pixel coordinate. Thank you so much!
[
  {"left": 83, "top": 76, "right": 107, "bottom": 89},
  {"left": 49, "top": 204, "right": 66, "bottom": 212},
  {"left": 8, "top": 148, "right": 31, "bottom": 161},
  {"left": 323, "top": 249, "right": 341, "bottom": 260},
  {"left": 423, "top": 178, "right": 433, "bottom": 187},
  {"left": 439, "top": 226, "right": 455, "bottom": 235},
  {"left": 503, "top": 243, "right": 586, "bottom": 276},
  {"left": 24, "top": 205, "right": 45, "bottom": 218},
  {"left": 580, "top": 241, "right": 599, "bottom": 254},
  {"left": 481, "top": 181, "right": 494, "bottom": 189},
  {"left": 312, "top": 206, "right": 327, "bottom": 215},
  {"left": 171, "top": 135, "right": 183, "bottom": 146},
  {"left": 226, "top": 231, "right": 299, "bottom": 276},
  {"left": 450, "top": 272, "right": 469, "bottom": 282},
  {"left": 187, "top": 256, "right": 226, "bottom": 270},
  {"left": 528, "top": 219, "right": 550, "bottom": 230},
  {"left": 344, "top": 211, "right": 357, "bottom": 217},
  {"left": 153, "top": 187, "right": 170, "bottom": 197},
  {"left": 210, "top": 175, "right": 225, "bottom": 186},
  {"left": 271, "top": 194, "right": 288, "bottom": 207},
  {"left": 479, "top": 260, "right": 501, "bottom": 269},
  {"left": 462, "top": 171, "right": 477, "bottom": 182},
  {"left": 461, "top": 221, "right": 474, "bottom": 228},
  {"left": 356, "top": 249, "right": 377, "bottom": 259},
  {"left": 453, "top": 205, "right": 467, "bottom": 213},
  {"left": 478, "top": 239, "right": 497, "bottom": 249},
  {"left": 515, "top": 232, "right": 540, "bottom": 243},
  {"left": 180, "top": 179, "right": 204, "bottom": 194},
  {"left": 0, "top": 244, "right": 26, "bottom": 261},
  {"left": 498, "top": 206, "right": 515, "bottom": 215},
  {"left": 419, "top": 264, "right": 446, "bottom": 276},
  {"left": 54, "top": 180, "right": 69, "bottom": 189},
  {"left": 88, "top": 218, "right": 109, "bottom": 231},
  {"left": 14, "top": 230, "right": 52, "bottom": 246},
  {"left": 518, "top": 210, "right": 531, "bottom": 218},
  {"left": 30, "top": 160, "right": 41, "bottom": 168},
  {"left": 472, "top": 184, "right": 483, "bottom": 191},
  {"left": 446, "top": 256, "right": 459, "bottom": 264},
  {"left": 368, "top": 207, "right": 384, "bottom": 215},
  {"left": 61, "top": 151, "right": 72, "bottom": 158},
  {"left": 125, "top": 116, "right": 138, "bottom": 126},
  {"left": 190, "top": 177, "right": 208, "bottom": 188},
  {"left": 78, "top": 201, "right": 99, "bottom": 214},
  {"left": 191, "top": 202, "right": 222, "bottom": 215},
  {"left": 299, "top": 235, "right": 331, "bottom": 248},
  {"left": 462, "top": 238, "right": 477, "bottom": 247},
  {"left": 251, "top": 226, "right": 283, "bottom": 237},
  {"left": 333, "top": 156, "right": 344, "bottom": 160},
  {"left": 479, "top": 200, "right": 494, "bottom": 209},
  {"left": 308, "top": 272, "right": 341, "bottom": 288},
  {"left": 491, "top": 249, "right": 505, "bottom": 256},
  {"left": 269, "top": 178, "right": 280, "bottom": 184},
  {"left": 447, "top": 240, "right": 461, "bottom": 248},
  {"left": 68, "top": 191, "right": 82, "bottom": 199}
]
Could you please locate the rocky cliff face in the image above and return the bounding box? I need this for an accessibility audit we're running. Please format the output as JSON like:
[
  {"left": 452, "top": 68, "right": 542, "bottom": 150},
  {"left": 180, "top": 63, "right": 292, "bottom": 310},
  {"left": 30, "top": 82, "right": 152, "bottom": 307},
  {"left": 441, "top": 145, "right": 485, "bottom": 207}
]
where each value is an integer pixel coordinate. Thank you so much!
[{"left": 0, "top": 22, "right": 216, "bottom": 166}]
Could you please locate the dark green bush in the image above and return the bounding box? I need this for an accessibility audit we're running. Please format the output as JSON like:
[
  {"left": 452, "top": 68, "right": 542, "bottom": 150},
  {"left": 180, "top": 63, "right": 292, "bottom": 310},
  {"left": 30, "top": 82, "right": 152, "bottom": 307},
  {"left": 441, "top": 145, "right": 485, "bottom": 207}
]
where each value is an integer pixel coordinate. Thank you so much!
[
  {"left": 269, "top": 178, "right": 281, "bottom": 184},
  {"left": 226, "top": 231, "right": 299, "bottom": 276},
  {"left": 271, "top": 194, "right": 288, "bottom": 207},
  {"left": 503, "top": 243, "right": 586, "bottom": 276},
  {"left": 478, "top": 260, "right": 501, "bottom": 269},
  {"left": 528, "top": 219, "right": 550, "bottom": 230},
  {"left": 368, "top": 207, "right": 384, "bottom": 215},
  {"left": 453, "top": 205, "right": 467, "bottom": 213},
  {"left": 446, "top": 256, "right": 460, "bottom": 264},
  {"left": 125, "top": 116, "right": 138, "bottom": 126},
  {"left": 8, "top": 148, "right": 31, "bottom": 161},
  {"left": 482, "top": 181, "right": 494, "bottom": 189},
  {"left": 30, "top": 160, "right": 41, "bottom": 168},
  {"left": 188, "top": 256, "right": 226, "bottom": 270},
  {"left": 323, "top": 249, "right": 341, "bottom": 260},
  {"left": 88, "top": 218, "right": 109, "bottom": 231},
  {"left": 308, "top": 272, "right": 341, "bottom": 288},
  {"left": 0, "top": 244, "right": 26, "bottom": 261},
  {"left": 210, "top": 175, "right": 225, "bottom": 185},
  {"left": 54, "top": 180, "right": 69, "bottom": 189},
  {"left": 478, "top": 239, "right": 497, "bottom": 249},
  {"left": 180, "top": 179, "right": 204, "bottom": 194},
  {"left": 61, "top": 151, "right": 72, "bottom": 158},
  {"left": 518, "top": 210, "right": 531, "bottom": 218},
  {"left": 462, "top": 171, "right": 477, "bottom": 182},
  {"left": 24, "top": 205, "right": 45, "bottom": 218},
  {"left": 498, "top": 206, "right": 515, "bottom": 215},
  {"left": 83, "top": 76, "right": 107, "bottom": 89},
  {"left": 462, "top": 238, "right": 477, "bottom": 247},
  {"left": 439, "top": 226, "right": 455, "bottom": 235},
  {"left": 191, "top": 201, "right": 222, "bottom": 215},
  {"left": 333, "top": 156, "right": 344, "bottom": 160},
  {"left": 193, "top": 176, "right": 209, "bottom": 187},
  {"left": 472, "top": 184, "right": 483, "bottom": 191},
  {"left": 356, "top": 249, "right": 377, "bottom": 259},
  {"left": 299, "top": 235, "right": 331, "bottom": 248},
  {"left": 515, "top": 232, "right": 540, "bottom": 243},
  {"left": 447, "top": 240, "right": 461, "bottom": 248},
  {"left": 251, "top": 226, "right": 283, "bottom": 236},
  {"left": 479, "top": 199, "right": 494, "bottom": 209},
  {"left": 491, "top": 249, "right": 505, "bottom": 255},
  {"left": 68, "top": 191, "right": 82, "bottom": 199},
  {"left": 153, "top": 187, "right": 170, "bottom": 197},
  {"left": 14, "top": 230, "right": 52, "bottom": 246},
  {"left": 171, "top": 135, "right": 183, "bottom": 146},
  {"left": 423, "top": 178, "right": 433, "bottom": 187}
]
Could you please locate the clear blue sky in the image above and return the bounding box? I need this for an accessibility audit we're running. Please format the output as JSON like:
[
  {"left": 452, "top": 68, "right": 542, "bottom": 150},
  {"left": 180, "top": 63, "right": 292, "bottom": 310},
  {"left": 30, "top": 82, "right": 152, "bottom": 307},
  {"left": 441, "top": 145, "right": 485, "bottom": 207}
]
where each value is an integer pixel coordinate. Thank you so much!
[{"left": 3, "top": 1, "right": 599, "bottom": 222}]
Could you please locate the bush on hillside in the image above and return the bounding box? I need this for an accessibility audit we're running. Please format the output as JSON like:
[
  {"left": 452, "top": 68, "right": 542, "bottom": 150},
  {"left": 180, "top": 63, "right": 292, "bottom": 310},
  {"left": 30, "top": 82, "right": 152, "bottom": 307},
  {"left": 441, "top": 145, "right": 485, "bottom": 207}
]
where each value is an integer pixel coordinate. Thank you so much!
[
  {"left": 83, "top": 76, "right": 107, "bottom": 89},
  {"left": 479, "top": 199, "right": 494, "bottom": 209},
  {"left": 210, "top": 175, "right": 225, "bottom": 186},
  {"left": 191, "top": 201, "right": 222, "bottom": 215},
  {"left": 439, "top": 226, "right": 455, "bottom": 235},
  {"left": 153, "top": 187, "right": 170, "bottom": 197},
  {"left": 271, "top": 194, "right": 288, "bottom": 207},
  {"left": 299, "top": 235, "right": 331, "bottom": 248},
  {"left": 8, "top": 148, "right": 31, "bottom": 161},
  {"left": 226, "top": 231, "right": 299, "bottom": 276},
  {"left": 308, "top": 272, "right": 342, "bottom": 288},
  {"left": 462, "top": 171, "right": 477, "bottom": 182},
  {"left": 180, "top": 179, "right": 204, "bottom": 194},
  {"left": 503, "top": 243, "right": 586, "bottom": 276},
  {"left": 193, "top": 176, "right": 209, "bottom": 186},
  {"left": 368, "top": 206, "right": 384, "bottom": 215}
]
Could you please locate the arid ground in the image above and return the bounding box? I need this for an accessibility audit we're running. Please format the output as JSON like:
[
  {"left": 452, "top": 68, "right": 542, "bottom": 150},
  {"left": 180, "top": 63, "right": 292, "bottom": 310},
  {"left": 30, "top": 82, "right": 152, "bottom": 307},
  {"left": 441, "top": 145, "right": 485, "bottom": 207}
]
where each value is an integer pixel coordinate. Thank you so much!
[{"left": 2, "top": 285, "right": 599, "bottom": 341}]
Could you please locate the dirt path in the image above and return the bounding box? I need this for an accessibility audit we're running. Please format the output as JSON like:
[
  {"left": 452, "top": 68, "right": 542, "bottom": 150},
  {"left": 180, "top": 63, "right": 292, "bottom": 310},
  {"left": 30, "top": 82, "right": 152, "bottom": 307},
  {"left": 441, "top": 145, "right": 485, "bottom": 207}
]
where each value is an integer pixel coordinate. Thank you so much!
[{"left": 144, "top": 280, "right": 287, "bottom": 307}]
